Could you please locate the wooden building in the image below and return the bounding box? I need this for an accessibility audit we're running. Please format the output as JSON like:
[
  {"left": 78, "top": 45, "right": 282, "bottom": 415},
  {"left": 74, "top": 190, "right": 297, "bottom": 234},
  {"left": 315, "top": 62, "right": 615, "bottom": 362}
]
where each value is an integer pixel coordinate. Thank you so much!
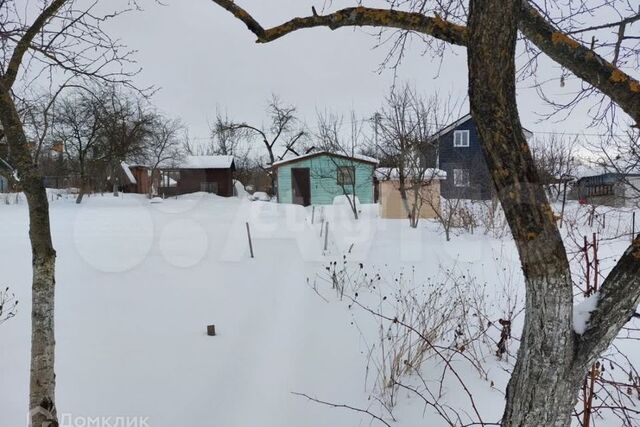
[
  {"left": 119, "top": 163, "right": 152, "bottom": 194},
  {"left": 423, "top": 113, "right": 533, "bottom": 200},
  {"left": 570, "top": 172, "right": 640, "bottom": 207},
  {"left": 272, "top": 151, "right": 377, "bottom": 206},
  {"left": 375, "top": 168, "right": 446, "bottom": 219},
  {"left": 158, "top": 156, "right": 235, "bottom": 197}
]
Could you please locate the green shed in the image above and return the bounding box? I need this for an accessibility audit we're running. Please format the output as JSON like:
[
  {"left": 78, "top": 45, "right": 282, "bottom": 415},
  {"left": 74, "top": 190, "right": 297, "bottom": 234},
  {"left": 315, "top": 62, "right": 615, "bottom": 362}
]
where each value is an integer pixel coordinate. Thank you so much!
[{"left": 272, "top": 151, "right": 378, "bottom": 206}]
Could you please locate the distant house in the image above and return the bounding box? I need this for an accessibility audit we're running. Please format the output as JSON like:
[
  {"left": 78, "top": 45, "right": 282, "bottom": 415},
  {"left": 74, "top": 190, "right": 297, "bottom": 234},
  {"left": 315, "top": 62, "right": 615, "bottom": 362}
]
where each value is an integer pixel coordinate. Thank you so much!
[
  {"left": 158, "top": 155, "right": 236, "bottom": 197},
  {"left": 425, "top": 114, "right": 533, "bottom": 200},
  {"left": 119, "top": 162, "right": 152, "bottom": 195},
  {"left": 571, "top": 172, "right": 640, "bottom": 207},
  {"left": 272, "top": 151, "right": 378, "bottom": 206}
]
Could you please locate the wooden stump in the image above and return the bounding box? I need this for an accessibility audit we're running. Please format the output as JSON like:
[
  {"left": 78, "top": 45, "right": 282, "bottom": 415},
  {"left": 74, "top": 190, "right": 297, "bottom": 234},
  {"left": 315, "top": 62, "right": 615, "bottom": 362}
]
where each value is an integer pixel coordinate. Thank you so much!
[{"left": 207, "top": 325, "right": 216, "bottom": 336}]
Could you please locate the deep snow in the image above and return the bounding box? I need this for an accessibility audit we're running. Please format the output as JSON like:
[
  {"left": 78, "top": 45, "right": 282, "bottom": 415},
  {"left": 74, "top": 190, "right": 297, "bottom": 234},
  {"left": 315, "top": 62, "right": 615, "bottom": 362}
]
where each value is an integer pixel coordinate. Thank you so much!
[{"left": 0, "top": 192, "right": 637, "bottom": 426}]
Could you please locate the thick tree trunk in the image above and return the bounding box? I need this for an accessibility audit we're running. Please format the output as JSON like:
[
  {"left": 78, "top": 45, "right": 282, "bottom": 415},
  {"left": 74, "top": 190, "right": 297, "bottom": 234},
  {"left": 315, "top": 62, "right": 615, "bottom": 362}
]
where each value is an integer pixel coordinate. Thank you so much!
[
  {"left": 467, "top": 1, "right": 578, "bottom": 425},
  {"left": 25, "top": 177, "right": 58, "bottom": 427},
  {"left": 0, "top": 87, "right": 58, "bottom": 426}
]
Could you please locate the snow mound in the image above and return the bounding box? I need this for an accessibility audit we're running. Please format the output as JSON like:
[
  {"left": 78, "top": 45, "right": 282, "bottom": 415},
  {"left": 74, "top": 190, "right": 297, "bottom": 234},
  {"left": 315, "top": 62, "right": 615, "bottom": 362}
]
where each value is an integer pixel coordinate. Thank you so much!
[
  {"left": 333, "top": 194, "right": 360, "bottom": 208},
  {"left": 573, "top": 292, "right": 599, "bottom": 334},
  {"left": 250, "top": 192, "right": 271, "bottom": 202},
  {"left": 234, "top": 180, "right": 249, "bottom": 198}
]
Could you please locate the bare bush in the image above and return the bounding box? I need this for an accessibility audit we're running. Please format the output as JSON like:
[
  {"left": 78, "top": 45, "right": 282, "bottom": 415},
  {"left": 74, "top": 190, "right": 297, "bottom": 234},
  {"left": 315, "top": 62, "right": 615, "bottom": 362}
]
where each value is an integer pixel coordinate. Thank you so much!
[{"left": 310, "top": 261, "right": 506, "bottom": 425}]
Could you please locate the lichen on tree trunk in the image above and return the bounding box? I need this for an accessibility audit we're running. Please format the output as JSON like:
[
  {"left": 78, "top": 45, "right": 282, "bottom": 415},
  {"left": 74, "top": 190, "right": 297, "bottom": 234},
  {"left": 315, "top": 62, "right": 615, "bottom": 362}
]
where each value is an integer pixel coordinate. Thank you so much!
[
  {"left": 25, "top": 177, "right": 58, "bottom": 427},
  {"left": 0, "top": 86, "right": 58, "bottom": 426},
  {"left": 467, "top": 0, "right": 580, "bottom": 425}
]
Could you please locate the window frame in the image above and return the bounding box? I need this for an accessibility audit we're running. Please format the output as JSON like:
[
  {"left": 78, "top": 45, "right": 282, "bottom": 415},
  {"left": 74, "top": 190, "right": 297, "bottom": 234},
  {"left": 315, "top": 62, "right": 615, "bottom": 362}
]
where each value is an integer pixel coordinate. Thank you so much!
[
  {"left": 453, "top": 168, "right": 470, "bottom": 188},
  {"left": 337, "top": 165, "right": 356, "bottom": 186},
  {"left": 453, "top": 130, "right": 470, "bottom": 147}
]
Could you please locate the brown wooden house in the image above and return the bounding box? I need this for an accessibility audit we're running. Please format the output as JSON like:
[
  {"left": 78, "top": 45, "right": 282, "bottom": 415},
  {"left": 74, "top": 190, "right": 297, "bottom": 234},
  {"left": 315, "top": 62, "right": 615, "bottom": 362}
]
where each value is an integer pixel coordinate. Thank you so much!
[
  {"left": 158, "top": 156, "right": 235, "bottom": 197},
  {"left": 119, "top": 162, "right": 152, "bottom": 194}
]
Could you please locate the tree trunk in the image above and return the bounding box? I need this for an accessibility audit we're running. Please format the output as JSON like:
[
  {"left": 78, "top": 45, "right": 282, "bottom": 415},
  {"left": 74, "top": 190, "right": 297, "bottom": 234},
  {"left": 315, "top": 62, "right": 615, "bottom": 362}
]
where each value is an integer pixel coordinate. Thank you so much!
[
  {"left": 467, "top": 1, "right": 579, "bottom": 425},
  {"left": 0, "top": 87, "right": 58, "bottom": 426},
  {"left": 76, "top": 174, "right": 87, "bottom": 204},
  {"left": 25, "top": 177, "right": 58, "bottom": 427}
]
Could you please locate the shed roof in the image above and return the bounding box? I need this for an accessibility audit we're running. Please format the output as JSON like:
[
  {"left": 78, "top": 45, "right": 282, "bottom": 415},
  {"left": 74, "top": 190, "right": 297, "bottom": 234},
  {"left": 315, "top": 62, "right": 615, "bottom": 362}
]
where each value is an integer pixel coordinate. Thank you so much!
[
  {"left": 120, "top": 162, "right": 137, "bottom": 185},
  {"left": 577, "top": 172, "right": 640, "bottom": 183},
  {"left": 271, "top": 151, "right": 379, "bottom": 168},
  {"left": 181, "top": 155, "right": 235, "bottom": 169}
]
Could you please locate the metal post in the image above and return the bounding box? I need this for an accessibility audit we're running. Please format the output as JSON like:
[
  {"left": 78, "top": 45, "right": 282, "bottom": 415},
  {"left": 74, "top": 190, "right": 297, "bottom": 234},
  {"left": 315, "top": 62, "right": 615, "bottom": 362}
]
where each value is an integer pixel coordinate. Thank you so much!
[
  {"left": 323, "top": 222, "right": 329, "bottom": 251},
  {"left": 246, "top": 222, "right": 254, "bottom": 258}
]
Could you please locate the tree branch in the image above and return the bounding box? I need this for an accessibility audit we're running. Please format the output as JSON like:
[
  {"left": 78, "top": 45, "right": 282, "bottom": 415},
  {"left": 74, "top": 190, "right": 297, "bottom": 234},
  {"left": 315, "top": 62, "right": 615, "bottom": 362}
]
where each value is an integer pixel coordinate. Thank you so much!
[
  {"left": 3, "top": 0, "right": 68, "bottom": 89},
  {"left": 210, "top": 1, "right": 468, "bottom": 46},
  {"left": 576, "top": 235, "right": 640, "bottom": 368},
  {"left": 517, "top": 1, "right": 640, "bottom": 124},
  {"left": 291, "top": 392, "right": 391, "bottom": 427}
]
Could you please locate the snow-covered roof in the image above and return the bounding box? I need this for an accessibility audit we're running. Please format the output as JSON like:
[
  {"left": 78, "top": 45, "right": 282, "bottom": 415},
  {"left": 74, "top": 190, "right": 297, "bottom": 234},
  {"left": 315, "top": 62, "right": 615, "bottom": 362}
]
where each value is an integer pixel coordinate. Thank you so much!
[
  {"left": 430, "top": 113, "right": 534, "bottom": 141},
  {"left": 120, "top": 161, "right": 137, "bottom": 185},
  {"left": 180, "top": 155, "right": 235, "bottom": 169},
  {"left": 375, "top": 167, "right": 447, "bottom": 181},
  {"left": 271, "top": 151, "right": 379, "bottom": 167},
  {"left": 571, "top": 161, "right": 607, "bottom": 180}
]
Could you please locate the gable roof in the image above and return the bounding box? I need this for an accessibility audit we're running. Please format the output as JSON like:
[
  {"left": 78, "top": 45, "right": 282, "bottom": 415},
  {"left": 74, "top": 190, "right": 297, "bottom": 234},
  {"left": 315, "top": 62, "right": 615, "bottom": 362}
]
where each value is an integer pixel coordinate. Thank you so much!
[
  {"left": 158, "top": 155, "right": 235, "bottom": 170},
  {"left": 121, "top": 162, "right": 137, "bottom": 185},
  {"left": 431, "top": 113, "right": 534, "bottom": 141},
  {"left": 271, "top": 151, "right": 379, "bottom": 168},
  {"left": 181, "top": 155, "right": 235, "bottom": 169}
]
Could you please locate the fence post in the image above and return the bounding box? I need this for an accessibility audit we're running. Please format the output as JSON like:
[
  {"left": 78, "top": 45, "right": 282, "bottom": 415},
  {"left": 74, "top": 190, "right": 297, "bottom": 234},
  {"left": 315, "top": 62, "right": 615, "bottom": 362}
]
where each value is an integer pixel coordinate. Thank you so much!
[
  {"left": 323, "top": 222, "right": 329, "bottom": 251},
  {"left": 311, "top": 205, "right": 315, "bottom": 224},
  {"left": 246, "top": 222, "right": 254, "bottom": 258}
]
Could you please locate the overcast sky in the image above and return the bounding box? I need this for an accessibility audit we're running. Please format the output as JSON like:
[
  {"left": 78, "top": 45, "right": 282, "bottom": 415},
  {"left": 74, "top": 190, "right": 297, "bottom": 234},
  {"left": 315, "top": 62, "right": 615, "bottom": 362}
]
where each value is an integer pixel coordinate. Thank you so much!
[{"left": 103, "top": 0, "right": 613, "bottom": 149}]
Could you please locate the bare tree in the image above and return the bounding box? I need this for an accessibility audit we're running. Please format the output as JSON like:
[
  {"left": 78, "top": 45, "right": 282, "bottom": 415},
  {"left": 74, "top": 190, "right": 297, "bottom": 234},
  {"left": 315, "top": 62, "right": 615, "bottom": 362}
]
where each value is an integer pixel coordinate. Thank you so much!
[
  {"left": 95, "top": 86, "right": 153, "bottom": 196},
  {"left": 209, "top": 111, "right": 254, "bottom": 185},
  {"left": 220, "top": 95, "right": 306, "bottom": 194},
  {"left": 315, "top": 111, "right": 373, "bottom": 220},
  {"left": 50, "top": 90, "right": 103, "bottom": 203},
  {"left": 0, "top": 1, "right": 142, "bottom": 425},
  {"left": 531, "top": 134, "right": 579, "bottom": 201},
  {"left": 375, "top": 85, "right": 459, "bottom": 228},
  {"left": 210, "top": 1, "right": 640, "bottom": 426},
  {"left": 144, "top": 114, "right": 186, "bottom": 198}
]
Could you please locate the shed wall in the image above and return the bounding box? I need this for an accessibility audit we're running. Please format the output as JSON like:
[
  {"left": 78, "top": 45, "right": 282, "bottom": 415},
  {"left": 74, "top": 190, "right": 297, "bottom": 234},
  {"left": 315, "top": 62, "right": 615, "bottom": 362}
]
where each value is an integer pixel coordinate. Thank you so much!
[
  {"left": 378, "top": 180, "right": 440, "bottom": 219},
  {"left": 277, "top": 154, "right": 374, "bottom": 204}
]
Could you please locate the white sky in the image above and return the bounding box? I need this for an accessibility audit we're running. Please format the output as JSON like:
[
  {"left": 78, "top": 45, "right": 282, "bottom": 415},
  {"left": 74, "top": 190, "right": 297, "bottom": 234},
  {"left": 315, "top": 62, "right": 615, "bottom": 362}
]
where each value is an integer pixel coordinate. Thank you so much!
[{"left": 101, "top": 0, "right": 626, "bottom": 148}]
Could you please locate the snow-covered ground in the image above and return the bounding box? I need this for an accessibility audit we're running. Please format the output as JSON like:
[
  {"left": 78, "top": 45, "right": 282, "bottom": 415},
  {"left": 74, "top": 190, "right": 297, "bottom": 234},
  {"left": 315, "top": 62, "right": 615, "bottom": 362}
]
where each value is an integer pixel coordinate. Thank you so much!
[{"left": 0, "top": 192, "right": 638, "bottom": 426}]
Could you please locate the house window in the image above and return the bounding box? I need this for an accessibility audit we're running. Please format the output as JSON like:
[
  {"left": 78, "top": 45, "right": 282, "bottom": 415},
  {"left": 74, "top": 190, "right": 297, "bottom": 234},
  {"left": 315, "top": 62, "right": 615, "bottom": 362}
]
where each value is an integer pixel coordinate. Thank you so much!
[
  {"left": 453, "top": 169, "right": 470, "bottom": 187},
  {"left": 587, "top": 184, "right": 613, "bottom": 197},
  {"left": 453, "top": 130, "right": 470, "bottom": 147},
  {"left": 160, "top": 171, "right": 179, "bottom": 187},
  {"left": 337, "top": 166, "right": 355, "bottom": 186}
]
